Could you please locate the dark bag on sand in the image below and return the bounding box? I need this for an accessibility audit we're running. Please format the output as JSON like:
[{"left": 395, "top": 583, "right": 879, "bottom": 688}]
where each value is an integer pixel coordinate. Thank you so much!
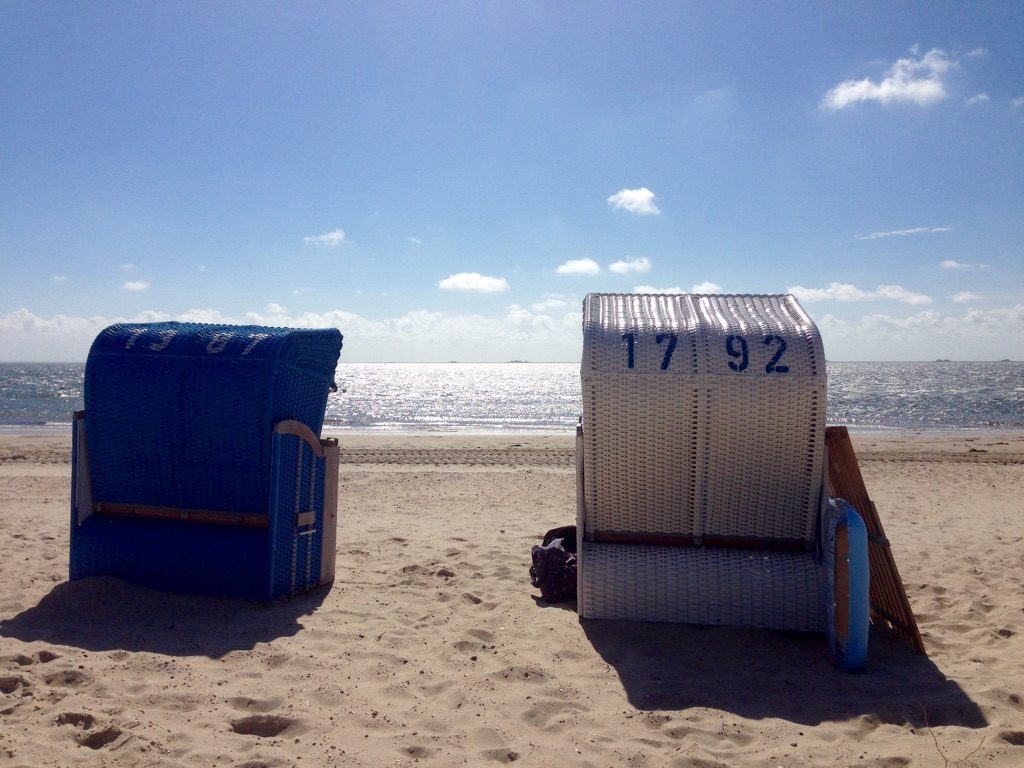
[{"left": 530, "top": 525, "right": 577, "bottom": 603}]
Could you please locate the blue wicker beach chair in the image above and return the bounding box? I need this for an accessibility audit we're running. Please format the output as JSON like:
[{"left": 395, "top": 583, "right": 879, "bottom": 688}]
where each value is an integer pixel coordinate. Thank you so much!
[
  {"left": 576, "top": 293, "right": 869, "bottom": 670},
  {"left": 70, "top": 322, "right": 343, "bottom": 601}
]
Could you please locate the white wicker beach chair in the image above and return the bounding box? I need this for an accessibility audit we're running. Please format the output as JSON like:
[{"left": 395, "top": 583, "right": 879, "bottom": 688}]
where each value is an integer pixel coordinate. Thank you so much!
[{"left": 577, "top": 294, "right": 866, "bottom": 663}]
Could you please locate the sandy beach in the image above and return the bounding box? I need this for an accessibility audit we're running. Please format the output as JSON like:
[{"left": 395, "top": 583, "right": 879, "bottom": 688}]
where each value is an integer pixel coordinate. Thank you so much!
[{"left": 1, "top": 430, "right": 1023, "bottom": 767}]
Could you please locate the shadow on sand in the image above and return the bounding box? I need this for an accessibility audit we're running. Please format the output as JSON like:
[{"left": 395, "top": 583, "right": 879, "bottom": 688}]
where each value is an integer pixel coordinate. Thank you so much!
[
  {"left": 582, "top": 619, "right": 986, "bottom": 729},
  {"left": 0, "top": 576, "right": 329, "bottom": 659}
]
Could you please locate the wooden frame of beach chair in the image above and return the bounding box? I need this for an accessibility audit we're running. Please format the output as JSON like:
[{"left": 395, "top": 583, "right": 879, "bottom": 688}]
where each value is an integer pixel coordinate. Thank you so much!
[
  {"left": 576, "top": 293, "right": 868, "bottom": 668},
  {"left": 69, "top": 322, "right": 342, "bottom": 601}
]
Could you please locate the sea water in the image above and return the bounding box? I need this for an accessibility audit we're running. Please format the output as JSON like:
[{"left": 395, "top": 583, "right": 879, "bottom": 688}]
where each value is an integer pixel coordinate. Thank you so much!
[{"left": 1, "top": 361, "right": 1021, "bottom": 433}]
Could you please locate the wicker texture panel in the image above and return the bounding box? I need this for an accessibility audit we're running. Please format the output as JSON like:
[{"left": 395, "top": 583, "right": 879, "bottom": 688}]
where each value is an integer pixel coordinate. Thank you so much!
[
  {"left": 70, "top": 514, "right": 271, "bottom": 599},
  {"left": 582, "top": 293, "right": 824, "bottom": 542},
  {"left": 579, "top": 541, "right": 826, "bottom": 631},
  {"left": 71, "top": 420, "right": 337, "bottom": 601},
  {"left": 85, "top": 322, "right": 341, "bottom": 517},
  {"left": 269, "top": 433, "right": 327, "bottom": 599},
  {"left": 582, "top": 377, "right": 702, "bottom": 536}
]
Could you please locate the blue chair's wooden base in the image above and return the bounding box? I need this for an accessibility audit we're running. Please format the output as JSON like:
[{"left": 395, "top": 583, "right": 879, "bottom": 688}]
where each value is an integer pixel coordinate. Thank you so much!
[{"left": 71, "top": 412, "right": 339, "bottom": 601}]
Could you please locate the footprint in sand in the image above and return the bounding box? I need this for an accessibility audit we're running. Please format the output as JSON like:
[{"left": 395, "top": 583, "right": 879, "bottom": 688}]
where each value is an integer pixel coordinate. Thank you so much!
[
  {"left": 519, "top": 698, "right": 589, "bottom": 728},
  {"left": 0, "top": 675, "right": 30, "bottom": 695},
  {"left": 43, "top": 669, "right": 88, "bottom": 687},
  {"left": 400, "top": 744, "right": 436, "bottom": 759},
  {"left": 55, "top": 712, "right": 95, "bottom": 729},
  {"left": 230, "top": 714, "right": 299, "bottom": 738},
  {"left": 5, "top": 649, "right": 60, "bottom": 667},
  {"left": 265, "top": 654, "right": 291, "bottom": 669},
  {"left": 453, "top": 640, "right": 485, "bottom": 654},
  {"left": 459, "top": 591, "right": 499, "bottom": 610},
  {"left": 76, "top": 726, "right": 124, "bottom": 750}
]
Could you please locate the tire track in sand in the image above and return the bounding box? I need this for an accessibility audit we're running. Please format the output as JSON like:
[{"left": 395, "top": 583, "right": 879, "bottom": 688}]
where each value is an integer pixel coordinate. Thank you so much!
[{"left": 339, "top": 447, "right": 1024, "bottom": 467}]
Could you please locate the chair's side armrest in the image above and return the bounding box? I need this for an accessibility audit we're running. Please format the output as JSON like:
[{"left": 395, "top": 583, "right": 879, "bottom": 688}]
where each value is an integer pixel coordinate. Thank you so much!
[
  {"left": 274, "top": 419, "right": 330, "bottom": 457},
  {"left": 270, "top": 420, "right": 339, "bottom": 588}
]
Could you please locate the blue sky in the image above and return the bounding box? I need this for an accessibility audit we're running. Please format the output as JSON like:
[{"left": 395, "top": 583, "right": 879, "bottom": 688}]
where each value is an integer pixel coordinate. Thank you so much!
[{"left": 2, "top": 2, "right": 1022, "bottom": 361}]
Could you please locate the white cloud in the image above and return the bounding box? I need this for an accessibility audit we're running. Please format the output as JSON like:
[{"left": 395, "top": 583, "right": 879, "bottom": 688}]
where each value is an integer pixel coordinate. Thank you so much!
[
  {"left": 266, "top": 303, "right": 288, "bottom": 314},
  {"left": 505, "top": 304, "right": 556, "bottom": 333},
  {"left": 940, "top": 259, "right": 987, "bottom": 270},
  {"left": 531, "top": 294, "right": 570, "bottom": 312},
  {"left": 3, "top": 304, "right": 1021, "bottom": 363},
  {"left": 965, "top": 304, "right": 1024, "bottom": 327},
  {"left": 965, "top": 47, "right": 986, "bottom": 59},
  {"left": 609, "top": 256, "right": 651, "bottom": 275},
  {"left": 52, "top": 275, "right": 67, "bottom": 283},
  {"left": 122, "top": 281, "right": 150, "bottom": 291},
  {"left": 816, "top": 304, "right": 1024, "bottom": 360},
  {"left": 607, "top": 187, "right": 660, "bottom": 216},
  {"left": 631, "top": 282, "right": 722, "bottom": 295},
  {"left": 1013, "top": 96, "right": 1024, "bottom": 108},
  {"left": 233, "top": 306, "right": 581, "bottom": 360},
  {"left": 438, "top": 272, "right": 509, "bottom": 293},
  {"left": 822, "top": 48, "right": 956, "bottom": 110},
  {"left": 633, "top": 285, "right": 684, "bottom": 294},
  {"left": 556, "top": 258, "right": 601, "bottom": 276},
  {"left": 407, "top": 237, "right": 422, "bottom": 245},
  {"left": 788, "top": 282, "right": 932, "bottom": 305},
  {"left": 691, "top": 281, "right": 723, "bottom": 294},
  {"left": 874, "top": 285, "right": 933, "bottom": 305},
  {"left": 121, "top": 263, "right": 137, "bottom": 272},
  {"left": 790, "top": 283, "right": 871, "bottom": 302},
  {"left": 176, "top": 308, "right": 232, "bottom": 324},
  {"left": 860, "top": 310, "right": 945, "bottom": 332},
  {"left": 858, "top": 226, "right": 951, "bottom": 240},
  {"left": 966, "top": 93, "right": 989, "bottom": 106},
  {"left": 952, "top": 291, "right": 980, "bottom": 303},
  {"left": 303, "top": 228, "right": 346, "bottom": 246}
]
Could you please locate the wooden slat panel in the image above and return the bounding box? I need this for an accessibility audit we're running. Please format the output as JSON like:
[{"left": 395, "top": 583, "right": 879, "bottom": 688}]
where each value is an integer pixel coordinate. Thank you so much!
[
  {"left": 592, "top": 531, "right": 814, "bottom": 552},
  {"left": 826, "top": 426, "right": 925, "bottom": 654},
  {"left": 95, "top": 502, "right": 270, "bottom": 529}
]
